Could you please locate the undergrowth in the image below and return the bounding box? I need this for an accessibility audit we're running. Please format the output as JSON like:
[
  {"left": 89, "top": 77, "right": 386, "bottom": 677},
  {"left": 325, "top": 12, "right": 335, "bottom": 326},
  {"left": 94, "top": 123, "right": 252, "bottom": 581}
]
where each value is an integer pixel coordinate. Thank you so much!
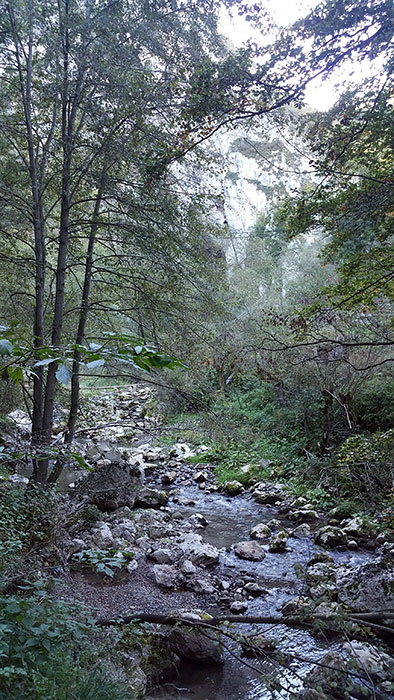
[
  {"left": 0, "top": 586, "right": 137, "bottom": 700},
  {"left": 161, "top": 381, "right": 394, "bottom": 519}
]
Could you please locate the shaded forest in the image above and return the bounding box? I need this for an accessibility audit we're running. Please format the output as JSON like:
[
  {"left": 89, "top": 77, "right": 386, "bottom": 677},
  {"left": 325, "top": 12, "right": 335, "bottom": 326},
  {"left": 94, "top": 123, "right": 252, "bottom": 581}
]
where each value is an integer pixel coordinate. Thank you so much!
[{"left": 0, "top": 0, "right": 393, "bottom": 698}]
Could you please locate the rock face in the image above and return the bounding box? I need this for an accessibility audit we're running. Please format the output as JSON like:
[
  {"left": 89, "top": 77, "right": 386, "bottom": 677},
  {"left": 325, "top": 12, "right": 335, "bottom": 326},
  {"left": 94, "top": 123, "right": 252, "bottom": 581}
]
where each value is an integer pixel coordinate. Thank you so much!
[
  {"left": 336, "top": 557, "right": 394, "bottom": 611},
  {"left": 233, "top": 541, "right": 265, "bottom": 561},
  {"left": 76, "top": 460, "right": 143, "bottom": 511}
]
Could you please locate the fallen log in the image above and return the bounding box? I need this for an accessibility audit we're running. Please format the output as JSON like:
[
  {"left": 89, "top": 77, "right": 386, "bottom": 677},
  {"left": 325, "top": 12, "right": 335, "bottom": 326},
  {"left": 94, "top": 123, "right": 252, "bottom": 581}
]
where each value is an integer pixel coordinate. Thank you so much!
[
  {"left": 96, "top": 613, "right": 285, "bottom": 627},
  {"left": 95, "top": 610, "right": 394, "bottom": 638}
]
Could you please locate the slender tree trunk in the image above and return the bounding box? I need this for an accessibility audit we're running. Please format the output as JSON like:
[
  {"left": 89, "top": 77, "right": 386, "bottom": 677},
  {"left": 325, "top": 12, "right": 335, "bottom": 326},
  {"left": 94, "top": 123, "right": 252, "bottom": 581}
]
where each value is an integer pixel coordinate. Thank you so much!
[
  {"left": 40, "top": 0, "right": 87, "bottom": 482},
  {"left": 319, "top": 388, "right": 334, "bottom": 453},
  {"left": 8, "top": 2, "right": 47, "bottom": 479},
  {"left": 48, "top": 181, "right": 104, "bottom": 484}
]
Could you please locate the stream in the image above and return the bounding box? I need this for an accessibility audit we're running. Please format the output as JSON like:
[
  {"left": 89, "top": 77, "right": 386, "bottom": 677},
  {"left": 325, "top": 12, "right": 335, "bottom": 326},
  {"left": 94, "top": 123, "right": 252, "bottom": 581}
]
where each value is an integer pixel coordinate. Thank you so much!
[
  {"left": 149, "top": 484, "right": 378, "bottom": 700},
  {"left": 11, "top": 387, "right": 389, "bottom": 698}
]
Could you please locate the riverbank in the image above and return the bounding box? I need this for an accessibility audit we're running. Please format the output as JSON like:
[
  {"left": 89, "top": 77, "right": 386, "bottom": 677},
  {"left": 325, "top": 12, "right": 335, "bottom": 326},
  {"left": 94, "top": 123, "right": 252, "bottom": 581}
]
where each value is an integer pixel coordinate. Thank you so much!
[{"left": 1, "top": 384, "right": 394, "bottom": 699}]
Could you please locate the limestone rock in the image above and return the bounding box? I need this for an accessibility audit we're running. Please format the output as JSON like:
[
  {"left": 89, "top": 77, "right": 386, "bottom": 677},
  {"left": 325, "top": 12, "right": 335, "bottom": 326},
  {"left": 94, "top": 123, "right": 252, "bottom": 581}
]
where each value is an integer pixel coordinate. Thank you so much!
[
  {"left": 336, "top": 557, "right": 394, "bottom": 611},
  {"left": 300, "top": 651, "right": 348, "bottom": 700},
  {"left": 234, "top": 540, "right": 265, "bottom": 561},
  {"left": 314, "top": 525, "right": 347, "bottom": 547},
  {"left": 162, "top": 471, "right": 177, "bottom": 484},
  {"left": 193, "top": 471, "right": 207, "bottom": 483},
  {"left": 342, "top": 641, "right": 394, "bottom": 681},
  {"left": 230, "top": 600, "right": 248, "bottom": 613},
  {"left": 111, "top": 518, "right": 136, "bottom": 543},
  {"left": 288, "top": 508, "right": 320, "bottom": 522},
  {"left": 244, "top": 581, "right": 267, "bottom": 596},
  {"left": 188, "top": 578, "right": 216, "bottom": 594},
  {"left": 189, "top": 513, "right": 208, "bottom": 528},
  {"left": 253, "top": 487, "right": 283, "bottom": 504},
  {"left": 92, "top": 522, "right": 114, "bottom": 548},
  {"left": 148, "top": 548, "right": 177, "bottom": 564},
  {"left": 135, "top": 487, "right": 169, "bottom": 508},
  {"left": 291, "top": 523, "right": 312, "bottom": 538},
  {"left": 75, "top": 459, "right": 143, "bottom": 511},
  {"left": 178, "top": 532, "right": 219, "bottom": 567},
  {"left": 166, "top": 611, "right": 223, "bottom": 664},
  {"left": 250, "top": 523, "right": 271, "bottom": 540},
  {"left": 169, "top": 443, "right": 194, "bottom": 459},
  {"left": 152, "top": 564, "right": 178, "bottom": 588},
  {"left": 342, "top": 515, "right": 377, "bottom": 538},
  {"left": 223, "top": 480, "right": 244, "bottom": 496},
  {"left": 268, "top": 530, "right": 289, "bottom": 552},
  {"left": 180, "top": 559, "right": 197, "bottom": 575}
]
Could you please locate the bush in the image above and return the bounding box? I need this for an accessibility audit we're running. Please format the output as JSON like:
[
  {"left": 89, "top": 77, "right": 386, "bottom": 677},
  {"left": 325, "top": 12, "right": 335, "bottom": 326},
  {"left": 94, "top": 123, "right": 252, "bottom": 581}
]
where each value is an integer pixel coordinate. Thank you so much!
[
  {"left": 0, "top": 483, "right": 58, "bottom": 550},
  {"left": 0, "top": 591, "right": 136, "bottom": 700},
  {"left": 0, "top": 381, "right": 22, "bottom": 417},
  {"left": 353, "top": 376, "right": 394, "bottom": 431},
  {"left": 337, "top": 428, "right": 394, "bottom": 501}
]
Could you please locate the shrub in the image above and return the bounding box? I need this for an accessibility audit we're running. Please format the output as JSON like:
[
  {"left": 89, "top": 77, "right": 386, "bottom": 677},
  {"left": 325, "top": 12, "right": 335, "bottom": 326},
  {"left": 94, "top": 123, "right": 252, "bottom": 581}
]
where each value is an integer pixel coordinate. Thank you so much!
[
  {"left": 337, "top": 428, "right": 394, "bottom": 500},
  {"left": 353, "top": 377, "right": 394, "bottom": 431},
  {"left": 0, "top": 591, "right": 136, "bottom": 700},
  {"left": 0, "top": 483, "right": 58, "bottom": 550}
]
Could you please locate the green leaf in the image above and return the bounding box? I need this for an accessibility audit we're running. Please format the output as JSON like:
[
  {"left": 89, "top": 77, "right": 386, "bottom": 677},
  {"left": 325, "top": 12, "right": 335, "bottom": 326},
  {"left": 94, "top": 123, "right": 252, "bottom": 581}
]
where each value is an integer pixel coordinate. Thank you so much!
[
  {"left": 7, "top": 366, "right": 23, "bottom": 384},
  {"left": 56, "top": 364, "right": 72, "bottom": 385},
  {"left": 34, "top": 357, "right": 60, "bottom": 367},
  {"left": 0, "top": 339, "right": 13, "bottom": 356},
  {"left": 86, "top": 358, "right": 105, "bottom": 368},
  {"left": 70, "top": 453, "right": 93, "bottom": 471}
]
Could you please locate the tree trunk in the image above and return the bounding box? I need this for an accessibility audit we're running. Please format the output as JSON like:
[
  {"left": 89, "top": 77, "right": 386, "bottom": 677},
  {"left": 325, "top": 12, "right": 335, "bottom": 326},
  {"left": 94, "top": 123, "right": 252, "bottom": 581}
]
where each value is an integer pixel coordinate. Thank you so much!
[
  {"left": 40, "top": 0, "right": 88, "bottom": 483},
  {"left": 319, "top": 388, "right": 334, "bottom": 454},
  {"left": 7, "top": 3, "right": 47, "bottom": 480},
  {"left": 48, "top": 181, "right": 104, "bottom": 484}
]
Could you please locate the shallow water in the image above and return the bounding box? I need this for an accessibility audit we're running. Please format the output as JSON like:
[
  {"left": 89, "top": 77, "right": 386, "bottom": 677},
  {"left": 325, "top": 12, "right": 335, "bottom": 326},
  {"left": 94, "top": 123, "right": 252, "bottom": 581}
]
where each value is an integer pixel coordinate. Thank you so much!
[{"left": 152, "top": 484, "right": 378, "bottom": 700}]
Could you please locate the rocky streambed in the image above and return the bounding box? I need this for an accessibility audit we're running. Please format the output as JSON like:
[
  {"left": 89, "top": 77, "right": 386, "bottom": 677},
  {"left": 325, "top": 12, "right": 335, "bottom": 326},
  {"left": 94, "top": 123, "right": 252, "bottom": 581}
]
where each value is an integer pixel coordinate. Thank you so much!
[{"left": 7, "top": 385, "right": 394, "bottom": 698}]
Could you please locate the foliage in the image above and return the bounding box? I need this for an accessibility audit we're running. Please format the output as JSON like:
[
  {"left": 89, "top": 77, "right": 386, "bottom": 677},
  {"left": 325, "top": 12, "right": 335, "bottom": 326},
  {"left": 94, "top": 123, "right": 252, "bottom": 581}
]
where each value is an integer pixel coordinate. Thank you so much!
[
  {"left": 0, "top": 484, "right": 58, "bottom": 550},
  {"left": 72, "top": 549, "right": 134, "bottom": 578},
  {"left": 0, "top": 590, "right": 134, "bottom": 700},
  {"left": 337, "top": 429, "right": 394, "bottom": 500},
  {"left": 353, "top": 376, "right": 394, "bottom": 431}
]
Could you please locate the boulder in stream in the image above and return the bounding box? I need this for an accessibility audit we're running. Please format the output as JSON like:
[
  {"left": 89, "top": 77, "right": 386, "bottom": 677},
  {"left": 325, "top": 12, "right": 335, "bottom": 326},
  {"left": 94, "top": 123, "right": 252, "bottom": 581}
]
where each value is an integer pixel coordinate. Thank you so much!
[
  {"left": 162, "top": 470, "right": 177, "bottom": 484},
  {"left": 268, "top": 530, "right": 289, "bottom": 552},
  {"left": 164, "top": 611, "right": 224, "bottom": 664},
  {"left": 223, "top": 480, "right": 244, "bottom": 496},
  {"left": 250, "top": 523, "right": 271, "bottom": 540},
  {"left": 314, "top": 525, "right": 348, "bottom": 547},
  {"left": 336, "top": 556, "right": 394, "bottom": 611},
  {"left": 233, "top": 540, "right": 265, "bottom": 561}
]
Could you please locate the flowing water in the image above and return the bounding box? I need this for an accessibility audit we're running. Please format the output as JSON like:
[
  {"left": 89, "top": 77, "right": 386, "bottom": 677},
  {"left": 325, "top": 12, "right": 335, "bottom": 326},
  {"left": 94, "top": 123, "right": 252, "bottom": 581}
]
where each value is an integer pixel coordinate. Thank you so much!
[{"left": 151, "top": 484, "right": 378, "bottom": 700}]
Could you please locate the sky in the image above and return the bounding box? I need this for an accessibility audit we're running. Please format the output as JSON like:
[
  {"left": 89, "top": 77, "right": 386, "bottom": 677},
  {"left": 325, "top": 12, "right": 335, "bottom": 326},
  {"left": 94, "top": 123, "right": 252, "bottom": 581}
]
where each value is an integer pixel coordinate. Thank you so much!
[{"left": 219, "top": 0, "right": 371, "bottom": 111}]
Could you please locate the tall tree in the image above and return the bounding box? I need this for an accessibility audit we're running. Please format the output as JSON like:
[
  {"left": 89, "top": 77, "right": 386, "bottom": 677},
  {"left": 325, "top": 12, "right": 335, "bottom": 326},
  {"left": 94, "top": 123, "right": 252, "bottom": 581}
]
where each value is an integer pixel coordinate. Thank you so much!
[{"left": 0, "top": 0, "right": 254, "bottom": 483}]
